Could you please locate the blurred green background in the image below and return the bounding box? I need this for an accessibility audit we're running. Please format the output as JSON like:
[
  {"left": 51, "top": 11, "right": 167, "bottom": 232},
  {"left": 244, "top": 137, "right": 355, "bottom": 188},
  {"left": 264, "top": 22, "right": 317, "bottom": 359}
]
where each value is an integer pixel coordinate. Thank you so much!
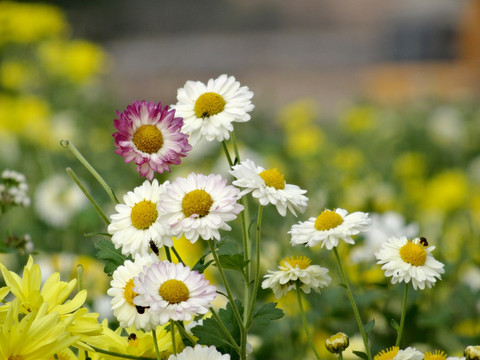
[{"left": 0, "top": 1, "right": 479, "bottom": 359}]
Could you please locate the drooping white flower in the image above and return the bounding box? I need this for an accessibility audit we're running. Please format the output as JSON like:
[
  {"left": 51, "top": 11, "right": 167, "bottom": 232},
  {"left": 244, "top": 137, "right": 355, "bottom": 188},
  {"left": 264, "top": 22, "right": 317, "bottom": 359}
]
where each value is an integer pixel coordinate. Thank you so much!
[
  {"left": 230, "top": 159, "right": 308, "bottom": 216},
  {"left": 261, "top": 256, "right": 331, "bottom": 299},
  {"left": 168, "top": 345, "right": 230, "bottom": 360}
]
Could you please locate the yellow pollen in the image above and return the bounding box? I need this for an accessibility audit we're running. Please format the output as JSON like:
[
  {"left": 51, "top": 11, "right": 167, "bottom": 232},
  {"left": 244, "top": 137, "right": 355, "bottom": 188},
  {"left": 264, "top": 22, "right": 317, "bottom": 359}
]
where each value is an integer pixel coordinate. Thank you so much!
[
  {"left": 130, "top": 200, "right": 158, "bottom": 230},
  {"left": 314, "top": 210, "right": 344, "bottom": 231},
  {"left": 159, "top": 279, "right": 189, "bottom": 304},
  {"left": 424, "top": 351, "right": 447, "bottom": 360},
  {"left": 259, "top": 168, "right": 286, "bottom": 190},
  {"left": 123, "top": 279, "right": 138, "bottom": 306},
  {"left": 399, "top": 241, "right": 427, "bottom": 266},
  {"left": 281, "top": 256, "right": 311, "bottom": 269},
  {"left": 182, "top": 189, "right": 213, "bottom": 218},
  {"left": 374, "top": 347, "right": 400, "bottom": 360},
  {"left": 132, "top": 124, "right": 164, "bottom": 154},
  {"left": 194, "top": 92, "right": 226, "bottom": 118}
]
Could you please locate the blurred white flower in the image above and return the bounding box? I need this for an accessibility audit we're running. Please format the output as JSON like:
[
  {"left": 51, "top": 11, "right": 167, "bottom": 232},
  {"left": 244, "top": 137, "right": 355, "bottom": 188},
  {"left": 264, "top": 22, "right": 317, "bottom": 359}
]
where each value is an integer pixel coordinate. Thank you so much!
[
  {"left": 350, "top": 211, "right": 418, "bottom": 263},
  {"left": 34, "top": 174, "right": 87, "bottom": 227},
  {"left": 427, "top": 106, "right": 465, "bottom": 146},
  {"left": 460, "top": 265, "right": 480, "bottom": 292}
]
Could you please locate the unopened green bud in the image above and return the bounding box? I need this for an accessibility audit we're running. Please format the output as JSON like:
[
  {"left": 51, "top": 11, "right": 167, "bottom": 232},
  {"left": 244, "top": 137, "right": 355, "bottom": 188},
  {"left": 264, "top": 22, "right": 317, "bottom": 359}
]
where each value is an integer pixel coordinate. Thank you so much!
[{"left": 326, "top": 332, "right": 349, "bottom": 354}]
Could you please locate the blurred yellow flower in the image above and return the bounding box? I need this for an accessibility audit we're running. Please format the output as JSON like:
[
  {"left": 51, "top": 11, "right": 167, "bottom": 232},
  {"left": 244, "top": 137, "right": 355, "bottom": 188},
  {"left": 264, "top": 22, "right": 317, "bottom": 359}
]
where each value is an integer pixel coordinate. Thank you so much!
[
  {"left": 332, "top": 147, "right": 365, "bottom": 172},
  {"left": 453, "top": 318, "right": 480, "bottom": 337},
  {"left": 0, "top": 1, "right": 68, "bottom": 45},
  {"left": 393, "top": 152, "right": 427, "bottom": 180},
  {"left": 0, "top": 61, "right": 35, "bottom": 90},
  {"left": 38, "top": 40, "right": 108, "bottom": 84},
  {"left": 277, "top": 99, "right": 318, "bottom": 131},
  {"left": 340, "top": 105, "right": 378, "bottom": 133},
  {"left": 421, "top": 170, "right": 469, "bottom": 212},
  {"left": 286, "top": 125, "right": 325, "bottom": 157}
]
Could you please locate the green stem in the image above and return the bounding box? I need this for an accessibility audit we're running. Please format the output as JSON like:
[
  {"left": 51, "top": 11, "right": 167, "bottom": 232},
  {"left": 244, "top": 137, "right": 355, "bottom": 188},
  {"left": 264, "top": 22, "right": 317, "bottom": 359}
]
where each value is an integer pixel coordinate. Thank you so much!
[
  {"left": 245, "top": 205, "right": 263, "bottom": 328},
  {"left": 164, "top": 247, "right": 172, "bottom": 262},
  {"left": 210, "top": 307, "right": 241, "bottom": 352},
  {"left": 395, "top": 282, "right": 409, "bottom": 347},
  {"left": 61, "top": 139, "right": 119, "bottom": 204},
  {"left": 230, "top": 131, "right": 241, "bottom": 163},
  {"left": 152, "top": 328, "right": 162, "bottom": 360},
  {"left": 207, "top": 240, "right": 244, "bottom": 328},
  {"left": 91, "top": 346, "right": 155, "bottom": 360},
  {"left": 222, "top": 140, "right": 234, "bottom": 167},
  {"left": 171, "top": 246, "right": 185, "bottom": 265},
  {"left": 296, "top": 286, "right": 322, "bottom": 360},
  {"left": 66, "top": 167, "right": 110, "bottom": 225},
  {"left": 175, "top": 321, "right": 197, "bottom": 346},
  {"left": 170, "top": 320, "right": 177, "bottom": 355},
  {"left": 333, "top": 247, "right": 372, "bottom": 360}
]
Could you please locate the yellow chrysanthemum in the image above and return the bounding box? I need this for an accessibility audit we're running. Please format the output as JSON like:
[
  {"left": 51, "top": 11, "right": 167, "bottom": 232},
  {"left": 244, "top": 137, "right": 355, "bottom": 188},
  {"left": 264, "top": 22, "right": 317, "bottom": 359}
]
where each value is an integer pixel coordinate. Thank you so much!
[
  {"left": 84, "top": 319, "right": 181, "bottom": 359},
  {"left": 0, "top": 299, "right": 79, "bottom": 359}
]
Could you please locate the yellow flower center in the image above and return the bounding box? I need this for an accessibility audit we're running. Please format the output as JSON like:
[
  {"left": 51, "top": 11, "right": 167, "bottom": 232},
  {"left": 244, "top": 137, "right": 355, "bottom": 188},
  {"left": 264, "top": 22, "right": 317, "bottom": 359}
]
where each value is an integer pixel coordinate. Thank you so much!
[
  {"left": 159, "top": 279, "right": 189, "bottom": 304},
  {"left": 182, "top": 189, "right": 213, "bottom": 218},
  {"left": 132, "top": 124, "right": 164, "bottom": 154},
  {"left": 374, "top": 347, "right": 399, "bottom": 360},
  {"left": 123, "top": 279, "right": 138, "bottom": 306},
  {"left": 194, "top": 92, "right": 226, "bottom": 118},
  {"left": 281, "top": 256, "right": 311, "bottom": 269},
  {"left": 130, "top": 200, "right": 158, "bottom": 230},
  {"left": 399, "top": 241, "right": 427, "bottom": 266},
  {"left": 259, "top": 168, "right": 286, "bottom": 190},
  {"left": 314, "top": 210, "right": 344, "bottom": 231},
  {"left": 424, "top": 351, "right": 447, "bottom": 360}
]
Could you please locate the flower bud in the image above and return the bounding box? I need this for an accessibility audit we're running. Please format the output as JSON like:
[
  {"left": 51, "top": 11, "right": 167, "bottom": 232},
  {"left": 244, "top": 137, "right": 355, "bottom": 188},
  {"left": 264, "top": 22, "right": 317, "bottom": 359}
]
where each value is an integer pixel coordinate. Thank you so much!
[
  {"left": 326, "top": 332, "right": 349, "bottom": 354},
  {"left": 465, "top": 346, "right": 480, "bottom": 360}
]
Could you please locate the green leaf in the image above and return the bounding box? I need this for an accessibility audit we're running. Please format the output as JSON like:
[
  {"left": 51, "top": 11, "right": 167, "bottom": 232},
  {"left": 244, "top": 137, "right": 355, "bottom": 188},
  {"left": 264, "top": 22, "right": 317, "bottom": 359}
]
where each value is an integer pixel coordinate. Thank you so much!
[
  {"left": 217, "top": 254, "right": 250, "bottom": 273},
  {"left": 94, "top": 239, "right": 128, "bottom": 275},
  {"left": 192, "top": 251, "right": 214, "bottom": 274},
  {"left": 390, "top": 318, "right": 400, "bottom": 332},
  {"left": 251, "top": 302, "right": 284, "bottom": 328},
  {"left": 192, "top": 300, "right": 243, "bottom": 360},
  {"left": 353, "top": 351, "right": 369, "bottom": 360},
  {"left": 364, "top": 319, "right": 375, "bottom": 334}
]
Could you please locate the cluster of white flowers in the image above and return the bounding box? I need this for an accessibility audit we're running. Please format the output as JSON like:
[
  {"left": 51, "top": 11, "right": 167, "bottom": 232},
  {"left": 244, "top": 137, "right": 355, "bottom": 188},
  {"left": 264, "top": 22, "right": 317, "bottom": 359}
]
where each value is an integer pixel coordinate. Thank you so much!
[{"left": 0, "top": 169, "right": 30, "bottom": 208}]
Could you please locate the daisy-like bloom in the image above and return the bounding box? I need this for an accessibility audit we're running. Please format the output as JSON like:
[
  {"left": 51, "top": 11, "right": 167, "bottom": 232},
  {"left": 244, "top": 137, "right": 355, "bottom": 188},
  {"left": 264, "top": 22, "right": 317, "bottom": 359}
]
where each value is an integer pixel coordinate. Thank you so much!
[
  {"left": 465, "top": 346, "right": 480, "bottom": 360},
  {"left": 325, "top": 332, "right": 349, "bottom": 354},
  {"left": 229, "top": 159, "right": 308, "bottom": 216},
  {"left": 261, "top": 256, "right": 331, "bottom": 299},
  {"left": 374, "top": 347, "right": 423, "bottom": 360},
  {"left": 133, "top": 260, "right": 217, "bottom": 326},
  {"left": 289, "top": 208, "right": 371, "bottom": 250},
  {"left": 157, "top": 173, "right": 243, "bottom": 243},
  {"left": 108, "top": 179, "right": 173, "bottom": 258},
  {"left": 168, "top": 344, "right": 230, "bottom": 360},
  {"left": 425, "top": 351, "right": 448, "bottom": 360},
  {"left": 375, "top": 236, "right": 445, "bottom": 290},
  {"left": 107, "top": 254, "right": 159, "bottom": 330},
  {"left": 113, "top": 100, "right": 192, "bottom": 180},
  {"left": 172, "top": 74, "right": 254, "bottom": 145},
  {"left": 0, "top": 299, "right": 79, "bottom": 360},
  {"left": 0, "top": 169, "right": 30, "bottom": 208}
]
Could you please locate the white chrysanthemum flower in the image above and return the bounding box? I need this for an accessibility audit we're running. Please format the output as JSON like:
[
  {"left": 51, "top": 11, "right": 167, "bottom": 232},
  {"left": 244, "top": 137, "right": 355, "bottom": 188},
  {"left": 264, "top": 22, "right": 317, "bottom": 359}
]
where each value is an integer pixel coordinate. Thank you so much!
[
  {"left": 289, "top": 208, "right": 371, "bottom": 250},
  {"left": 350, "top": 211, "right": 418, "bottom": 263},
  {"left": 107, "top": 254, "right": 159, "bottom": 331},
  {"left": 261, "top": 256, "right": 331, "bottom": 299},
  {"left": 133, "top": 261, "right": 216, "bottom": 326},
  {"left": 157, "top": 173, "right": 243, "bottom": 243},
  {"left": 375, "top": 236, "right": 445, "bottom": 290},
  {"left": 374, "top": 347, "right": 423, "bottom": 360},
  {"left": 172, "top": 74, "right": 254, "bottom": 145},
  {"left": 465, "top": 346, "right": 480, "bottom": 360},
  {"left": 108, "top": 179, "right": 173, "bottom": 258},
  {"left": 34, "top": 174, "right": 87, "bottom": 227},
  {"left": 229, "top": 159, "right": 308, "bottom": 216},
  {"left": 168, "top": 345, "right": 230, "bottom": 360}
]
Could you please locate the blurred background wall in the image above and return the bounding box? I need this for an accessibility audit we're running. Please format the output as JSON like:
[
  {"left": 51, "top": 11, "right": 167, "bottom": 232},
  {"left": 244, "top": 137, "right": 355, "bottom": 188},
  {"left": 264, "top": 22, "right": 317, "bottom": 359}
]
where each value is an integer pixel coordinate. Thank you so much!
[{"left": 44, "top": 0, "right": 480, "bottom": 113}]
